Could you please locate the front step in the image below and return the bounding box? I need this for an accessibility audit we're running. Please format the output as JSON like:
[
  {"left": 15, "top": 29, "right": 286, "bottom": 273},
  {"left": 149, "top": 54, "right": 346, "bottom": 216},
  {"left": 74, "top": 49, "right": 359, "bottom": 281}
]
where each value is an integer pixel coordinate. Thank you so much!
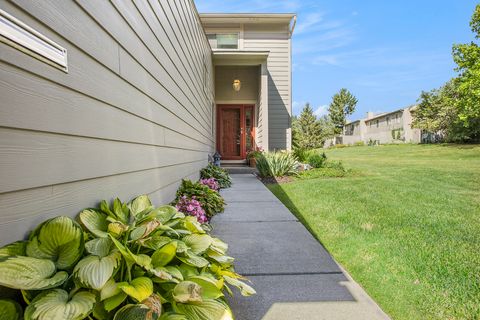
[{"left": 221, "top": 166, "right": 257, "bottom": 174}]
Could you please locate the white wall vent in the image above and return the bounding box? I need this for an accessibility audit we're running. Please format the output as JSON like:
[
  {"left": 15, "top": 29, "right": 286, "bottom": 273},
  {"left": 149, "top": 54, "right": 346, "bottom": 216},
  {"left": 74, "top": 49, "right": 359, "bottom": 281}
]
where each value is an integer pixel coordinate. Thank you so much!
[{"left": 0, "top": 9, "right": 68, "bottom": 72}]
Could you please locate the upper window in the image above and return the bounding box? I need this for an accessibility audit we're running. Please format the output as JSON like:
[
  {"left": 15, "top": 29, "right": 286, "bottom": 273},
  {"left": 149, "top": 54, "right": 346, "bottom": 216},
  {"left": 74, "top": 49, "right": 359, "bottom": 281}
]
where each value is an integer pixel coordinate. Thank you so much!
[{"left": 207, "top": 33, "right": 239, "bottom": 49}]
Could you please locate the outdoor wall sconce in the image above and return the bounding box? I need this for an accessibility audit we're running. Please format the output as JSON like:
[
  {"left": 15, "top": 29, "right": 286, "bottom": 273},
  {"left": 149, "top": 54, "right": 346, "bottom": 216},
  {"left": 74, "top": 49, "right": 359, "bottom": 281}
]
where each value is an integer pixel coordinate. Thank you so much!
[{"left": 232, "top": 79, "right": 241, "bottom": 92}]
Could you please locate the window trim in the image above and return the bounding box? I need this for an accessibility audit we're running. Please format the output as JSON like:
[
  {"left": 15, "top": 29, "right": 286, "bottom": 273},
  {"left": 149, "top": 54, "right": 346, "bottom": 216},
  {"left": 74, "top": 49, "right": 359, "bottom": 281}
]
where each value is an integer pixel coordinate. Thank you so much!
[{"left": 205, "top": 28, "right": 241, "bottom": 51}]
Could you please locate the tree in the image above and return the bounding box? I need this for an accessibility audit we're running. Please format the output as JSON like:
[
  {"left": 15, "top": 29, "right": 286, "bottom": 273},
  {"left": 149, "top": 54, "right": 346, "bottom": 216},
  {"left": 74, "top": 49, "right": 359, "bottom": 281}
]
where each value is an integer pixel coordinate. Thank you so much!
[
  {"left": 451, "top": 4, "right": 480, "bottom": 141},
  {"left": 413, "top": 4, "right": 480, "bottom": 142},
  {"left": 412, "top": 80, "right": 459, "bottom": 139},
  {"left": 292, "top": 103, "right": 324, "bottom": 149},
  {"left": 328, "top": 88, "right": 358, "bottom": 135}
]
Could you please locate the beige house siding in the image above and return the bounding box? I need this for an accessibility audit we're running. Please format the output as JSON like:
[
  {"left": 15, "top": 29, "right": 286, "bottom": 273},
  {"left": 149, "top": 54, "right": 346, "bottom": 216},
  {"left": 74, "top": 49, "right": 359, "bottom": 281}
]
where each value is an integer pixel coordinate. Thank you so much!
[
  {"left": 0, "top": 0, "right": 214, "bottom": 244},
  {"left": 215, "top": 66, "right": 258, "bottom": 101},
  {"left": 243, "top": 23, "right": 292, "bottom": 150}
]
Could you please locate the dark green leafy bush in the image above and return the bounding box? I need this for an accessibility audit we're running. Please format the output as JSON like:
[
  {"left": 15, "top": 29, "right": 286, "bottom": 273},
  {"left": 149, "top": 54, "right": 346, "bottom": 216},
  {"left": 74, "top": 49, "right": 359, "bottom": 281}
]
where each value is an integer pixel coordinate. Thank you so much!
[
  {"left": 173, "top": 179, "right": 225, "bottom": 219},
  {"left": 0, "top": 195, "right": 254, "bottom": 320},
  {"left": 307, "top": 152, "right": 327, "bottom": 168},
  {"left": 200, "top": 164, "right": 232, "bottom": 189}
]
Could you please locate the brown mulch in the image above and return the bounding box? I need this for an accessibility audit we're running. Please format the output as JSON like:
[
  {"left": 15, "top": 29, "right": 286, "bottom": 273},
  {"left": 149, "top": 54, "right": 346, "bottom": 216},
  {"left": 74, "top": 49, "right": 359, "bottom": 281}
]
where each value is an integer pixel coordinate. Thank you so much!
[{"left": 256, "top": 175, "right": 294, "bottom": 185}]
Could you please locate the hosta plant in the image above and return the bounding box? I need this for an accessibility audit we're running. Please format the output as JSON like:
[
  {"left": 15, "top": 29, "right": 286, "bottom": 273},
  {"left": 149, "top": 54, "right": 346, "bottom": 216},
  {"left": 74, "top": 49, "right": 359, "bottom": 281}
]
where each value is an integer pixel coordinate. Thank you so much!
[
  {"left": 0, "top": 195, "right": 254, "bottom": 320},
  {"left": 200, "top": 164, "right": 232, "bottom": 189},
  {"left": 173, "top": 180, "right": 225, "bottom": 220}
]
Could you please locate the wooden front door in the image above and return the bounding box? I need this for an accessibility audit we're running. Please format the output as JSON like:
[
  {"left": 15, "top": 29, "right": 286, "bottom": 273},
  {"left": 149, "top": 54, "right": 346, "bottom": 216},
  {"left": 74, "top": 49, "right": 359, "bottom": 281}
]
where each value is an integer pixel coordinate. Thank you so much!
[{"left": 217, "top": 105, "right": 255, "bottom": 160}]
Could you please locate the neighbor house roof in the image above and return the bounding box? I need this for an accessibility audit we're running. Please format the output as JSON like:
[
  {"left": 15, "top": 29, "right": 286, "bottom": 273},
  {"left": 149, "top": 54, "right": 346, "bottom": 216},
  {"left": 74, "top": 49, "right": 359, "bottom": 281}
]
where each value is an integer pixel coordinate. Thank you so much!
[{"left": 365, "top": 109, "right": 404, "bottom": 122}]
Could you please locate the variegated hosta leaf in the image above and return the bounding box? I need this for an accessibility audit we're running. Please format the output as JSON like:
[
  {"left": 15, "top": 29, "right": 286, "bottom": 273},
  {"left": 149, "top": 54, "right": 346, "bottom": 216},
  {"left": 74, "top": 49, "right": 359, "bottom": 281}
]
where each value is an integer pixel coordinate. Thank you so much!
[
  {"left": 0, "top": 241, "right": 27, "bottom": 257},
  {"left": 207, "top": 252, "right": 234, "bottom": 266},
  {"left": 0, "top": 256, "right": 68, "bottom": 290},
  {"left": 223, "top": 276, "right": 256, "bottom": 296},
  {"left": 118, "top": 277, "right": 153, "bottom": 302},
  {"left": 79, "top": 209, "right": 109, "bottom": 238},
  {"left": 113, "top": 302, "right": 161, "bottom": 320},
  {"left": 142, "top": 294, "right": 163, "bottom": 319},
  {"left": 172, "top": 281, "right": 203, "bottom": 303},
  {"left": 177, "top": 251, "right": 209, "bottom": 268},
  {"left": 73, "top": 251, "right": 121, "bottom": 290},
  {"left": 152, "top": 205, "right": 178, "bottom": 224},
  {"left": 140, "top": 235, "right": 172, "bottom": 251},
  {"left": 173, "top": 299, "right": 233, "bottom": 320},
  {"left": 182, "top": 234, "right": 212, "bottom": 255},
  {"left": 128, "top": 195, "right": 153, "bottom": 217},
  {"left": 108, "top": 222, "right": 129, "bottom": 238},
  {"left": 0, "top": 299, "right": 22, "bottom": 320},
  {"left": 24, "top": 289, "right": 95, "bottom": 320},
  {"left": 173, "top": 240, "right": 188, "bottom": 254},
  {"left": 85, "top": 237, "right": 112, "bottom": 257},
  {"left": 177, "top": 264, "right": 199, "bottom": 279},
  {"left": 183, "top": 216, "right": 206, "bottom": 234},
  {"left": 188, "top": 276, "right": 223, "bottom": 299},
  {"left": 209, "top": 238, "right": 228, "bottom": 255},
  {"left": 109, "top": 236, "right": 151, "bottom": 270},
  {"left": 130, "top": 220, "right": 161, "bottom": 241},
  {"left": 113, "top": 198, "right": 130, "bottom": 224},
  {"left": 100, "top": 279, "right": 128, "bottom": 312},
  {"left": 159, "top": 312, "right": 187, "bottom": 320},
  {"left": 26, "top": 216, "right": 84, "bottom": 270},
  {"left": 165, "top": 266, "right": 184, "bottom": 282},
  {"left": 150, "top": 267, "right": 173, "bottom": 281},
  {"left": 151, "top": 241, "right": 177, "bottom": 268}
]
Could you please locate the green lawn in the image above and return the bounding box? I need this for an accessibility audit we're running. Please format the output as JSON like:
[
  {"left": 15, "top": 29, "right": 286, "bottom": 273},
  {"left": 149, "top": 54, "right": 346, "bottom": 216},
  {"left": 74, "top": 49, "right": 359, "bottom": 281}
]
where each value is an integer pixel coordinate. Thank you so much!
[{"left": 268, "top": 144, "right": 480, "bottom": 320}]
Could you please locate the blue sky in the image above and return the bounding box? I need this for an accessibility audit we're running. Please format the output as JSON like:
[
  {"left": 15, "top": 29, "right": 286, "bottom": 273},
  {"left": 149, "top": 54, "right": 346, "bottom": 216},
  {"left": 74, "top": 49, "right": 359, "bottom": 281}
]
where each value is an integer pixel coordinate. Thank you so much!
[{"left": 195, "top": 0, "right": 478, "bottom": 121}]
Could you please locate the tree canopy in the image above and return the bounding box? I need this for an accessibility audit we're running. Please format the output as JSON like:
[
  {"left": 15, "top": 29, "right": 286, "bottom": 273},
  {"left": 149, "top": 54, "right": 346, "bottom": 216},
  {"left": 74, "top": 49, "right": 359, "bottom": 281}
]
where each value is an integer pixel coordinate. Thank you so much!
[
  {"left": 292, "top": 103, "right": 334, "bottom": 149},
  {"left": 328, "top": 88, "right": 358, "bottom": 135},
  {"left": 413, "top": 4, "right": 480, "bottom": 142}
]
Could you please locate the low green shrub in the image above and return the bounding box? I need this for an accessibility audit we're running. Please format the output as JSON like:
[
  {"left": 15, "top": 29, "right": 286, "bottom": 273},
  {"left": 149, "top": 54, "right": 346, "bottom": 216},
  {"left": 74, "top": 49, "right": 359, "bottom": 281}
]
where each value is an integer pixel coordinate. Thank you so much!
[
  {"left": 354, "top": 141, "right": 365, "bottom": 146},
  {"left": 292, "top": 148, "right": 310, "bottom": 162},
  {"left": 307, "top": 152, "right": 327, "bottom": 168},
  {"left": 173, "top": 179, "right": 225, "bottom": 219},
  {"left": 0, "top": 195, "right": 254, "bottom": 320},
  {"left": 298, "top": 161, "right": 350, "bottom": 179},
  {"left": 256, "top": 152, "right": 297, "bottom": 178},
  {"left": 200, "top": 163, "right": 232, "bottom": 189},
  {"left": 333, "top": 143, "right": 347, "bottom": 148}
]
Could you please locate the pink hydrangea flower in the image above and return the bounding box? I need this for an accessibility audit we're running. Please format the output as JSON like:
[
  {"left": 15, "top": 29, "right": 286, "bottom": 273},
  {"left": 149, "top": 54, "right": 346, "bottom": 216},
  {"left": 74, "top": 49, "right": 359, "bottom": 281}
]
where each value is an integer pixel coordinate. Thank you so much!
[
  {"left": 175, "top": 196, "right": 207, "bottom": 223},
  {"left": 199, "top": 177, "right": 219, "bottom": 191}
]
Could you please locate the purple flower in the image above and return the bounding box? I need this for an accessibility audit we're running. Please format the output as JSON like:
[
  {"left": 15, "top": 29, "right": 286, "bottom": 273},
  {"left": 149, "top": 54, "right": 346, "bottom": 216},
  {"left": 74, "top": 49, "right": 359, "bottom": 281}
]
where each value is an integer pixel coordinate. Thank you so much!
[
  {"left": 175, "top": 196, "right": 208, "bottom": 223},
  {"left": 199, "top": 178, "right": 220, "bottom": 191}
]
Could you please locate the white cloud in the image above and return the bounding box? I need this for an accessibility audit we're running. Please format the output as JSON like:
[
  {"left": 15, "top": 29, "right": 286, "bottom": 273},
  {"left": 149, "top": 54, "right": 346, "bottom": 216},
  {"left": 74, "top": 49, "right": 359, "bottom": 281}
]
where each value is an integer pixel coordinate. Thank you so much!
[
  {"left": 314, "top": 105, "right": 329, "bottom": 117},
  {"left": 295, "top": 12, "right": 324, "bottom": 35}
]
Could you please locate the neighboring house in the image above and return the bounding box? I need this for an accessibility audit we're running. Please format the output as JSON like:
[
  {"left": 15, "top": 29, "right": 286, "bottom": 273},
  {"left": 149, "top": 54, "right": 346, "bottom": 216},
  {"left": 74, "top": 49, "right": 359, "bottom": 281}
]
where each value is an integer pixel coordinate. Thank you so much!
[
  {"left": 340, "top": 106, "right": 421, "bottom": 145},
  {"left": 0, "top": 1, "right": 295, "bottom": 243}
]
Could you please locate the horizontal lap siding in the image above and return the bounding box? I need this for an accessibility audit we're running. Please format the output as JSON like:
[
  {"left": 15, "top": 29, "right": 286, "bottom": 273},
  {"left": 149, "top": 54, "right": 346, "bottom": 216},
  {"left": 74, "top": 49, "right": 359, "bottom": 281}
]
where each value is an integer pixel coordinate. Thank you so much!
[
  {"left": 0, "top": 0, "right": 213, "bottom": 244},
  {"left": 243, "top": 24, "right": 291, "bottom": 150}
]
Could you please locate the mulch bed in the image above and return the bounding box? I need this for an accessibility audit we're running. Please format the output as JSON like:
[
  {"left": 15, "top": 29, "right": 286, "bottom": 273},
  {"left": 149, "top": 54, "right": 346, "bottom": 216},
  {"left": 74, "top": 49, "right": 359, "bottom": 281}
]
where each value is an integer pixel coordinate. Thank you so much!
[{"left": 256, "top": 175, "right": 294, "bottom": 185}]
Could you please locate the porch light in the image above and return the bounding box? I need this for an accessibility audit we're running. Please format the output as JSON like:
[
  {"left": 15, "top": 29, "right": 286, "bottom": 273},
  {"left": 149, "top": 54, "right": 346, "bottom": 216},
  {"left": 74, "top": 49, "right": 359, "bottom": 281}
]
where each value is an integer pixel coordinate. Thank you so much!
[{"left": 232, "top": 79, "right": 241, "bottom": 92}]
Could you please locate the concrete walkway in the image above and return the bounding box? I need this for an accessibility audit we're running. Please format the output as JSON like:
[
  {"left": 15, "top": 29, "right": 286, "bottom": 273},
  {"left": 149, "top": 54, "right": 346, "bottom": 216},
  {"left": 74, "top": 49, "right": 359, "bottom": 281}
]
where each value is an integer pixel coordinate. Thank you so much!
[{"left": 212, "top": 174, "right": 390, "bottom": 320}]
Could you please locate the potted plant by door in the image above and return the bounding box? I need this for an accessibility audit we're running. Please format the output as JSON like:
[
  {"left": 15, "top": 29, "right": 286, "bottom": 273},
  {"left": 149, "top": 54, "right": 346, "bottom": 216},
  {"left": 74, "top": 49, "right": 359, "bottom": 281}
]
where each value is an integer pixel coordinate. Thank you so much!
[{"left": 247, "top": 148, "right": 263, "bottom": 168}]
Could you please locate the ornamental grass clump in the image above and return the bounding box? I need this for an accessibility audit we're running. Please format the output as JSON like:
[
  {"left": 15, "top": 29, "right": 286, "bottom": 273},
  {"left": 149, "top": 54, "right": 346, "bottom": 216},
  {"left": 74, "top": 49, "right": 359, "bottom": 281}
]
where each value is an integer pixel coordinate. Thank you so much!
[
  {"left": 199, "top": 177, "right": 220, "bottom": 192},
  {"left": 0, "top": 195, "right": 254, "bottom": 320},
  {"left": 175, "top": 195, "right": 207, "bottom": 223},
  {"left": 200, "top": 164, "right": 232, "bottom": 189},
  {"left": 256, "top": 152, "right": 298, "bottom": 178}
]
